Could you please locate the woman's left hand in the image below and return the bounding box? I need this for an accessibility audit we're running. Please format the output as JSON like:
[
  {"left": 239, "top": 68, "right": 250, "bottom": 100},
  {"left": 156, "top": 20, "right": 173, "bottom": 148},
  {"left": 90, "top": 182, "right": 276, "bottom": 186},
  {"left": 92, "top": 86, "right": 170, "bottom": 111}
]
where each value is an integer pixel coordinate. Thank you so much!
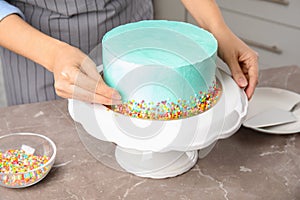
[{"left": 215, "top": 27, "right": 259, "bottom": 99}]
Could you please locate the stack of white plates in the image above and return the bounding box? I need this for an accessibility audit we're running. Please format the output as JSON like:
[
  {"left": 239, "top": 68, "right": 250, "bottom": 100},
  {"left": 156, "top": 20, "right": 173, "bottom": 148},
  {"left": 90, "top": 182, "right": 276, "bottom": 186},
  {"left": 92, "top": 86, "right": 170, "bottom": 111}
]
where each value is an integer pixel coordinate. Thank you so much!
[{"left": 243, "top": 87, "right": 300, "bottom": 134}]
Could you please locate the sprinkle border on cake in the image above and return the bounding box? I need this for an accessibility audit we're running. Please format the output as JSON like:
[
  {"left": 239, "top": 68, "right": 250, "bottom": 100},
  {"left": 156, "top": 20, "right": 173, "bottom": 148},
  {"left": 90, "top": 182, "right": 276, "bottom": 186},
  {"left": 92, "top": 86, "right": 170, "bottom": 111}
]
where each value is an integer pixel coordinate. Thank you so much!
[{"left": 110, "top": 80, "right": 222, "bottom": 120}]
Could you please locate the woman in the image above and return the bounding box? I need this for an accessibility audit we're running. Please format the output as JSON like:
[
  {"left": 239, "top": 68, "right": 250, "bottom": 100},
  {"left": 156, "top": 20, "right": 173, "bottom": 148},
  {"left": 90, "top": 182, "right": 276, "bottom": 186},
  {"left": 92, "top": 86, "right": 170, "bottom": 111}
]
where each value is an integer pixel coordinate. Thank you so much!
[{"left": 0, "top": 0, "right": 258, "bottom": 106}]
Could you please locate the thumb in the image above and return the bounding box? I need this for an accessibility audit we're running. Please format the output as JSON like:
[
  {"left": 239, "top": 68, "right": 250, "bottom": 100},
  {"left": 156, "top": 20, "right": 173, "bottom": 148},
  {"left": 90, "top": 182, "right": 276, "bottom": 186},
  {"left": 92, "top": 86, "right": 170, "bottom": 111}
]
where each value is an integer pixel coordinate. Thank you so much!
[{"left": 229, "top": 60, "right": 248, "bottom": 88}]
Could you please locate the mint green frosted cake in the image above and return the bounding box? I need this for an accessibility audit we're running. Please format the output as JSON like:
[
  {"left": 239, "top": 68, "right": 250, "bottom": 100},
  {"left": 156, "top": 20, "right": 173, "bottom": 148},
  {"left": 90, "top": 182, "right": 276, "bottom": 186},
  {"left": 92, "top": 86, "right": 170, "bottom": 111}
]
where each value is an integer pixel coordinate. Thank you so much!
[{"left": 102, "top": 20, "right": 221, "bottom": 120}]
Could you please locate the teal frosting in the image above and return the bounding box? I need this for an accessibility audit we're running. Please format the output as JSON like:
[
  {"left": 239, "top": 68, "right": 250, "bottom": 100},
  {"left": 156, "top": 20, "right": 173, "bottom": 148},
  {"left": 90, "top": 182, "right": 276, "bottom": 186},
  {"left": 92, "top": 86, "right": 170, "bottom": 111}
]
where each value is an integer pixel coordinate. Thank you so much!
[{"left": 102, "top": 20, "right": 218, "bottom": 103}]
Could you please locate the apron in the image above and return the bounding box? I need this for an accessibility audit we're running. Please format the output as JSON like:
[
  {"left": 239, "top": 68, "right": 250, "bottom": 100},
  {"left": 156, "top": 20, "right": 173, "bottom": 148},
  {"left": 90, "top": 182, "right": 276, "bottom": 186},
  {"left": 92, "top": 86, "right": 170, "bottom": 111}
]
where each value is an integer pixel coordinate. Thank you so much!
[{"left": 1, "top": 0, "right": 153, "bottom": 105}]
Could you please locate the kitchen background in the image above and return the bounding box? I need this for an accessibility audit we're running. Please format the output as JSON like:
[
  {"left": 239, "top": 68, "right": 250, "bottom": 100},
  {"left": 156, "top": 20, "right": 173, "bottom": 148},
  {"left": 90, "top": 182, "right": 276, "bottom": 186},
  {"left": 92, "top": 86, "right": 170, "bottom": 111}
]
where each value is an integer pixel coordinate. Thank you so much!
[
  {"left": 0, "top": 62, "right": 6, "bottom": 107},
  {"left": 0, "top": 0, "right": 299, "bottom": 107}
]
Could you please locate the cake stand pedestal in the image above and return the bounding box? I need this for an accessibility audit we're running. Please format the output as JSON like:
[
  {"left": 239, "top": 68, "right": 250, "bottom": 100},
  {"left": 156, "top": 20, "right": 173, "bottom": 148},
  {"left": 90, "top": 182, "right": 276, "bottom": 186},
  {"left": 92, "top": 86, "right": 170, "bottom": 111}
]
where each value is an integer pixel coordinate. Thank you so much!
[{"left": 115, "top": 147, "right": 198, "bottom": 178}]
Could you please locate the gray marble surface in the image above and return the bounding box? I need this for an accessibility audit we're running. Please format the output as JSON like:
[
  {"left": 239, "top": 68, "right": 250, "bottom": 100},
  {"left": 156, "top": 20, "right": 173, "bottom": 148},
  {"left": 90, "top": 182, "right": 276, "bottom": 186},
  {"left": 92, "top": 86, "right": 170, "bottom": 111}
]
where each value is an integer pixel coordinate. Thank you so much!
[{"left": 0, "top": 66, "right": 299, "bottom": 200}]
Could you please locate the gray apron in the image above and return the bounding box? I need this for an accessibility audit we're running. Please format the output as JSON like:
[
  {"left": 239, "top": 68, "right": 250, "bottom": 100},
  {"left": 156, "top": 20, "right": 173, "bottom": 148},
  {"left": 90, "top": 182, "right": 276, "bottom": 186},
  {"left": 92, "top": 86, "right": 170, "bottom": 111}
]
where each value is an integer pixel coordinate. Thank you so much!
[{"left": 1, "top": 0, "right": 153, "bottom": 105}]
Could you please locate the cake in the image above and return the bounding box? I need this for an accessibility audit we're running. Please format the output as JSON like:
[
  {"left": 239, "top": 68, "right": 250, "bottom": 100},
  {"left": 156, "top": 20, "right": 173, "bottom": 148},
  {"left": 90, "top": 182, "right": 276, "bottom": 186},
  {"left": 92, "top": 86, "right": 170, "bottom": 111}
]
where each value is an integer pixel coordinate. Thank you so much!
[{"left": 102, "top": 20, "right": 221, "bottom": 120}]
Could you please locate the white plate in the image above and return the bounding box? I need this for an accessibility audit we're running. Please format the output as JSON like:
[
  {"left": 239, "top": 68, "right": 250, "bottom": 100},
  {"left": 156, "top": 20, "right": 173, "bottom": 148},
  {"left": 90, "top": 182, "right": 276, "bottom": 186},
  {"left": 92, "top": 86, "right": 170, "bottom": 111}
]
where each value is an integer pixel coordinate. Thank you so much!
[{"left": 244, "top": 87, "right": 300, "bottom": 134}]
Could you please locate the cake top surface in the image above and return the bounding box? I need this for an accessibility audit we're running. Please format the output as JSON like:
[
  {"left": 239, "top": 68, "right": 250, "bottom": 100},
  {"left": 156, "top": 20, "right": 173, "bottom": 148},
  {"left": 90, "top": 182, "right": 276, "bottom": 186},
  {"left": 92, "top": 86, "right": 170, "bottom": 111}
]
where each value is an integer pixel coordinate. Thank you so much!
[{"left": 102, "top": 20, "right": 218, "bottom": 68}]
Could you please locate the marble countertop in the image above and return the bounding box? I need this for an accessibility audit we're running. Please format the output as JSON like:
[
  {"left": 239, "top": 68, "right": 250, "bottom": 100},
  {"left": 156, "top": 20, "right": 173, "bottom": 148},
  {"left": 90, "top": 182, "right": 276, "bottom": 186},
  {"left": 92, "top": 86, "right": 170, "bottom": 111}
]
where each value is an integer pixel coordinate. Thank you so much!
[{"left": 0, "top": 66, "right": 299, "bottom": 200}]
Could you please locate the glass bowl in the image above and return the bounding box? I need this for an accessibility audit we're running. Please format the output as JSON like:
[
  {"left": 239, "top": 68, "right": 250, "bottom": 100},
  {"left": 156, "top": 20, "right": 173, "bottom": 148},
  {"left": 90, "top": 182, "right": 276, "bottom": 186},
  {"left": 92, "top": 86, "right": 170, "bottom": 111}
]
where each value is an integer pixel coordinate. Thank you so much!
[{"left": 0, "top": 133, "right": 56, "bottom": 188}]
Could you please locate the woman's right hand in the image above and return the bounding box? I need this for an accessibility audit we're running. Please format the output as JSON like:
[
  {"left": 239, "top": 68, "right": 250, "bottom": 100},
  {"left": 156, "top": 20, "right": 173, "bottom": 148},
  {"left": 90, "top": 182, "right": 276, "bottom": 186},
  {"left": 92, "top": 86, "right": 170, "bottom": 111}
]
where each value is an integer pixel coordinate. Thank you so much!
[
  {"left": 0, "top": 15, "right": 121, "bottom": 105},
  {"left": 52, "top": 43, "right": 122, "bottom": 105}
]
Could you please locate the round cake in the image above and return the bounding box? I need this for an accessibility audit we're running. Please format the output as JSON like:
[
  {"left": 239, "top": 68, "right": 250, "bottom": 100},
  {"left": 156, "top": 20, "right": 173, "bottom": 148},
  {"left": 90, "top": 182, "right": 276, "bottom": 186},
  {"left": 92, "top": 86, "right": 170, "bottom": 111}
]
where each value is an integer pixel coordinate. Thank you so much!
[{"left": 102, "top": 20, "right": 221, "bottom": 120}]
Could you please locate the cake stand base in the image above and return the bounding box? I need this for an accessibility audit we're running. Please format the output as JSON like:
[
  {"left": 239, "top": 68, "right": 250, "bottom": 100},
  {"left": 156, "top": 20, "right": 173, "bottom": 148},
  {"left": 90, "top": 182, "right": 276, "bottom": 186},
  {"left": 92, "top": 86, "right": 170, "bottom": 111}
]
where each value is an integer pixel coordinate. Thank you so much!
[
  {"left": 198, "top": 141, "right": 217, "bottom": 159},
  {"left": 115, "top": 146, "right": 198, "bottom": 179}
]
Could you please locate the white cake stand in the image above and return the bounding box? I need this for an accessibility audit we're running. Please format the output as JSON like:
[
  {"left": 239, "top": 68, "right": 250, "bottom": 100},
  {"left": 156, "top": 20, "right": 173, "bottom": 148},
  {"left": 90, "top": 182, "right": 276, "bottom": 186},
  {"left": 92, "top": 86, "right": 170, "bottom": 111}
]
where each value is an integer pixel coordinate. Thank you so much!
[{"left": 68, "top": 68, "right": 248, "bottom": 179}]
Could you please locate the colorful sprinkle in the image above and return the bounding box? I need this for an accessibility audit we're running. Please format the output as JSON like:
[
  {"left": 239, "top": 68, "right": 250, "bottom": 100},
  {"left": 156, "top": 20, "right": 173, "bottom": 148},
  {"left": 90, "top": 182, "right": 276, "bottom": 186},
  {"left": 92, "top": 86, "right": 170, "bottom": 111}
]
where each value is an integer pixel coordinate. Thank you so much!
[
  {"left": 111, "top": 81, "right": 222, "bottom": 120},
  {"left": 0, "top": 149, "right": 50, "bottom": 187}
]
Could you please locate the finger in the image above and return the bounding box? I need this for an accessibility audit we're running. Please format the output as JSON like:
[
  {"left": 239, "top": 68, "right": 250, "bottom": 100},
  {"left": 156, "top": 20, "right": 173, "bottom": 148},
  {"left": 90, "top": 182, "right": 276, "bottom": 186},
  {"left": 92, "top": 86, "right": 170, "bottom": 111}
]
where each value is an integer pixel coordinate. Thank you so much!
[
  {"left": 228, "top": 60, "right": 248, "bottom": 88},
  {"left": 57, "top": 84, "right": 122, "bottom": 105},
  {"left": 80, "top": 56, "right": 101, "bottom": 81},
  {"left": 241, "top": 65, "right": 249, "bottom": 74},
  {"left": 78, "top": 56, "right": 122, "bottom": 100},
  {"left": 245, "top": 63, "right": 259, "bottom": 99},
  {"left": 75, "top": 70, "right": 122, "bottom": 100},
  {"left": 60, "top": 65, "right": 121, "bottom": 100},
  {"left": 72, "top": 85, "right": 122, "bottom": 105},
  {"left": 96, "top": 79, "right": 122, "bottom": 100}
]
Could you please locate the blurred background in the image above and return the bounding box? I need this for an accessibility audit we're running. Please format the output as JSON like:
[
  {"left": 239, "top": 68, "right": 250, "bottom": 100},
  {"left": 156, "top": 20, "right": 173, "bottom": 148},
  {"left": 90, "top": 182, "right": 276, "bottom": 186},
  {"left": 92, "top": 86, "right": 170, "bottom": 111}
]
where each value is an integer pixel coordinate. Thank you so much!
[
  {"left": 1, "top": 0, "right": 299, "bottom": 107},
  {"left": 0, "top": 62, "right": 6, "bottom": 107},
  {"left": 153, "top": 0, "right": 299, "bottom": 69}
]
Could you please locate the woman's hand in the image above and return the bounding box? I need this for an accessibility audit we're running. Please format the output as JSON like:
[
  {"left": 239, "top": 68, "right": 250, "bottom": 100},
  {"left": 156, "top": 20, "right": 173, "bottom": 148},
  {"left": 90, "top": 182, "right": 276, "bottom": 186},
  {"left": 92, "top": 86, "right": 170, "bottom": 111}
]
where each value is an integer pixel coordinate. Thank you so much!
[
  {"left": 181, "top": 0, "right": 259, "bottom": 99},
  {"left": 52, "top": 44, "right": 122, "bottom": 105},
  {"left": 216, "top": 27, "right": 259, "bottom": 99},
  {"left": 0, "top": 15, "right": 121, "bottom": 105}
]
